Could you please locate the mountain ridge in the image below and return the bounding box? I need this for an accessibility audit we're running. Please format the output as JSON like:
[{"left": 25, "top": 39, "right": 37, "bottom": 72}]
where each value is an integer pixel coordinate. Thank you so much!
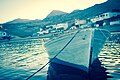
[
  {"left": 2, "top": 0, "right": 120, "bottom": 37},
  {"left": 46, "top": 10, "right": 68, "bottom": 18}
]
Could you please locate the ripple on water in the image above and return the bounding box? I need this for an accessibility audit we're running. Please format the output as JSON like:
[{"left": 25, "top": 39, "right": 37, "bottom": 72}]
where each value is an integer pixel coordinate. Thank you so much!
[
  {"left": 99, "top": 42, "right": 120, "bottom": 79},
  {"left": 0, "top": 39, "right": 48, "bottom": 80}
]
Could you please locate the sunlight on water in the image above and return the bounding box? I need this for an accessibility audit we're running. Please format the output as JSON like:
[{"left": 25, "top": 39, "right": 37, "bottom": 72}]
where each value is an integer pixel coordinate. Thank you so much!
[
  {"left": 0, "top": 38, "right": 120, "bottom": 80},
  {"left": 0, "top": 39, "right": 49, "bottom": 80},
  {"left": 99, "top": 42, "right": 120, "bottom": 80}
]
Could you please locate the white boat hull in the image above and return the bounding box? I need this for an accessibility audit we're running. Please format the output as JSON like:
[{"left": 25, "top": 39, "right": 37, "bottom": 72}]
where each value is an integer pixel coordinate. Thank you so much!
[{"left": 45, "top": 28, "right": 110, "bottom": 72}]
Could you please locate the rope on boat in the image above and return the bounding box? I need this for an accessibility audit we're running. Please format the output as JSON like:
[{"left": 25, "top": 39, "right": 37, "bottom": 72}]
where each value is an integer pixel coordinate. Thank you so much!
[
  {"left": 99, "top": 29, "right": 108, "bottom": 39},
  {"left": 26, "top": 30, "right": 80, "bottom": 80}
]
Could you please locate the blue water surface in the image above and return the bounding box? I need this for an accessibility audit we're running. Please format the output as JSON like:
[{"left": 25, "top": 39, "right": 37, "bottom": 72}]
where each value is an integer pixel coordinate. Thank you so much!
[
  {"left": 0, "top": 39, "right": 48, "bottom": 80},
  {"left": 0, "top": 38, "right": 120, "bottom": 80}
]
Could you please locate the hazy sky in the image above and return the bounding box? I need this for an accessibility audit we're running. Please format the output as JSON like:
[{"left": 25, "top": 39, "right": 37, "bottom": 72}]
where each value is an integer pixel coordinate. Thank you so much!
[{"left": 0, "top": 0, "right": 107, "bottom": 23}]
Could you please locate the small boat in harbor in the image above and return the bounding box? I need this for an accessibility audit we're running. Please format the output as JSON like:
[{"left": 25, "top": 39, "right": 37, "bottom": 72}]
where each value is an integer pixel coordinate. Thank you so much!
[
  {"left": 44, "top": 28, "right": 110, "bottom": 80},
  {"left": 0, "top": 30, "right": 11, "bottom": 41}
]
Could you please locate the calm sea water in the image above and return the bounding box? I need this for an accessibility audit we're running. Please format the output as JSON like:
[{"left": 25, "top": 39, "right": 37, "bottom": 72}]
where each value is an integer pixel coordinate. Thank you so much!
[
  {"left": 99, "top": 42, "right": 120, "bottom": 80},
  {"left": 0, "top": 38, "right": 120, "bottom": 80},
  {"left": 0, "top": 38, "right": 48, "bottom": 80}
]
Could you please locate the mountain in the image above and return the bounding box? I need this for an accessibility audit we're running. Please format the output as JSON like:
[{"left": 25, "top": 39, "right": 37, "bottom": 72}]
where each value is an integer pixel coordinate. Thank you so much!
[
  {"left": 57, "top": 0, "right": 120, "bottom": 22},
  {"left": 46, "top": 10, "right": 68, "bottom": 18},
  {"left": 2, "top": 0, "right": 120, "bottom": 37},
  {"left": 7, "top": 18, "right": 32, "bottom": 24},
  {"left": 43, "top": 0, "right": 120, "bottom": 26},
  {"left": 2, "top": 19, "right": 42, "bottom": 37},
  {"left": 108, "top": 0, "right": 119, "bottom": 2},
  {"left": 71, "top": 9, "right": 81, "bottom": 13},
  {"left": 6, "top": 18, "right": 42, "bottom": 24}
]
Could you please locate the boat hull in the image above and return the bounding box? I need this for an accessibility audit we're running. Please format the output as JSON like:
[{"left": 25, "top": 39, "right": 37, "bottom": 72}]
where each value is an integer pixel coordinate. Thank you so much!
[
  {"left": 44, "top": 28, "right": 110, "bottom": 79},
  {"left": 47, "top": 58, "right": 107, "bottom": 80}
]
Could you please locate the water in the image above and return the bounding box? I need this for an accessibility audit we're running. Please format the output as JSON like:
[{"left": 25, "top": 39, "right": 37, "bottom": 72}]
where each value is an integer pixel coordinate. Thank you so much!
[
  {"left": 0, "top": 38, "right": 49, "bottom": 80},
  {"left": 0, "top": 38, "right": 120, "bottom": 80},
  {"left": 99, "top": 41, "right": 120, "bottom": 80}
]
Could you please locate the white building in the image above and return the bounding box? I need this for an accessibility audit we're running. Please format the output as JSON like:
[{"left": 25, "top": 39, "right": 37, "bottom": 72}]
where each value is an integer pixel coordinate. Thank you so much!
[
  {"left": 91, "top": 12, "right": 120, "bottom": 23},
  {"left": 40, "top": 28, "right": 43, "bottom": 32},
  {"left": 0, "top": 25, "right": 3, "bottom": 28},
  {"left": 46, "top": 25, "right": 55, "bottom": 30},
  {"left": 54, "top": 23, "right": 68, "bottom": 30},
  {"left": 75, "top": 19, "right": 86, "bottom": 25},
  {"left": 110, "top": 20, "right": 120, "bottom": 25},
  {"left": 45, "top": 22, "right": 68, "bottom": 33},
  {"left": 38, "top": 29, "right": 49, "bottom": 35},
  {"left": 74, "top": 19, "right": 87, "bottom": 29},
  {"left": 70, "top": 26, "right": 77, "bottom": 30}
]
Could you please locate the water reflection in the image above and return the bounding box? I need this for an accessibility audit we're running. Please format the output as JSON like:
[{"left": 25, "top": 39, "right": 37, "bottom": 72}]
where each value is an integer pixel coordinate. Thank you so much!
[
  {"left": 99, "top": 41, "right": 120, "bottom": 80},
  {"left": 0, "top": 39, "right": 48, "bottom": 80},
  {"left": 0, "top": 38, "right": 120, "bottom": 80}
]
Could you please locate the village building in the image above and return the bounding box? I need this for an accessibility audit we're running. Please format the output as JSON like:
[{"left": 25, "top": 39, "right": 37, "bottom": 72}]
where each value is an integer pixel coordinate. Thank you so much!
[
  {"left": 91, "top": 12, "right": 120, "bottom": 23},
  {"left": 70, "top": 25, "right": 77, "bottom": 30},
  {"left": 54, "top": 23, "right": 68, "bottom": 30},
  {"left": 38, "top": 22, "right": 69, "bottom": 35},
  {"left": 90, "top": 11, "right": 120, "bottom": 32},
  {"left": 90, "top": 11, "right": 120, "bottom": 26},
  {"left": 74, "top": 19, "right": 87, "bottom": 28}
]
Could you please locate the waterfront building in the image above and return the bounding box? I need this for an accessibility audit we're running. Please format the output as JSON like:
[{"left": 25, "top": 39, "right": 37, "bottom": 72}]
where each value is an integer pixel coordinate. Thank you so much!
[
  {"left": 91, "top": 12, "right": 120, "bottom": 23},
  {"left": 55, "top": 23, "right": 68, "bottom": 30},
  {"left": 38, "top": 29, "right": 49, "bottom": 35},
  {"left": 75, "top": 19, "right": 87, "bottom": 25},
  {"left": 90, "top": 11, "right": 120, "bottom": 26},
  {"left": 74, "top": 19, "right": 92, "bottom": 29},
  {"left": 90, "top": 11, "right": 120, "bottom": 32},
  {"left": 46, "top": 25, "right": 55, "bottom": 30},
  {"left": 46, "top": 23, "right": 68, "bottom": 31},
  {"left": 39, "top": 22, "right": 68, "bottom": 35},
  {"left": 74, "top": 19, "right": 87, "bottom": 29},
  {"left": 40, "top": 28, "right": 43, "bottom": 32},
  {"left": 70, "top": 25, "right": 77, "bottom": 30}
]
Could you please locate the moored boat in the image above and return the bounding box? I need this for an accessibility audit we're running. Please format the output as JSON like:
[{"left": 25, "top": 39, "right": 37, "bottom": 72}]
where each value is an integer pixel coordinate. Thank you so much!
[{"left": 44, "top": 28, "right": 110, "bottom": 80}]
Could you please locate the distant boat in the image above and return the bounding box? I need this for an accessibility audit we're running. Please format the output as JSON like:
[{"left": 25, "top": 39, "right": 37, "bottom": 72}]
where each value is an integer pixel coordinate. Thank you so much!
[
  {"left": 0, "top": 30, "right": 11, "bottom": 41},
  {"left": 44, "top": 28, "right": 110, "bottom": 80}
]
